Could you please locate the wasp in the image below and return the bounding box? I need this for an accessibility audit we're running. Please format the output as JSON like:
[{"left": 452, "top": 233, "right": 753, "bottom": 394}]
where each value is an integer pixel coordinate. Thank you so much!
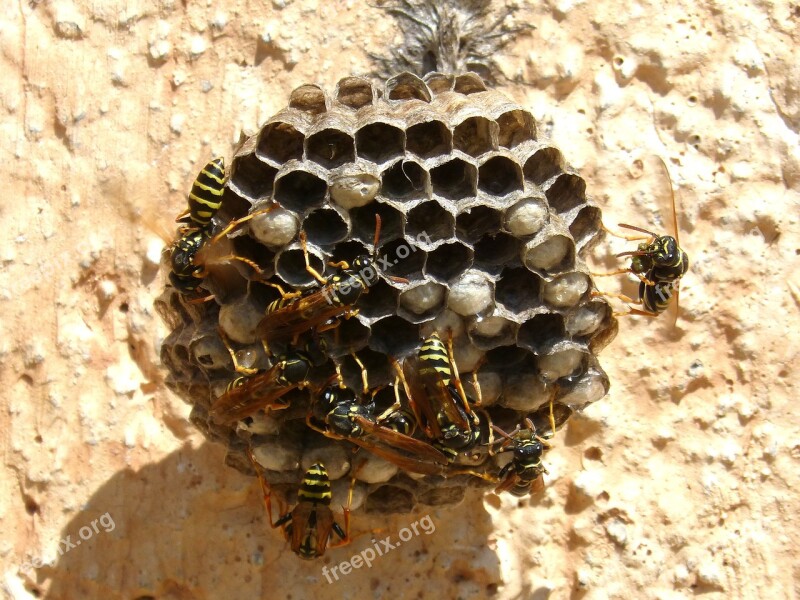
[
  {"left": 176, "top": 157, "right": 227, "bottom": 229},
  {"left": 596, "top": 157, "right": 689, "bottom": 323},
  {"left": 256, "top": 215, "right": 404, "bottom": 344},
  {"left": 248, "top": 450, "right": 353, "bottom": 560},
  {"left": 492, "top": 418, "right": 550, "bottom": 497},
  {"left": 394, "top": 332, "right": 485, "bottom": 463},
  {"left": 209, "top": 335, "right": 329, "bottom": 425}
]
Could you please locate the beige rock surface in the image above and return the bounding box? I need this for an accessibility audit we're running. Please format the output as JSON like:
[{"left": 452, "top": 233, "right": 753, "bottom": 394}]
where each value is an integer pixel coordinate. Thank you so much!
[{"left": 1, "top": 1, "right": 798, "bottom": 599}]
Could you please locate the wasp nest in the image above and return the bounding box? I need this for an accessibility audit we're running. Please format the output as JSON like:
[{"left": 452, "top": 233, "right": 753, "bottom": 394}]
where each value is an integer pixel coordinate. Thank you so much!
[{"left": 158, "top": 72, "right": 617, "bottom": 514}]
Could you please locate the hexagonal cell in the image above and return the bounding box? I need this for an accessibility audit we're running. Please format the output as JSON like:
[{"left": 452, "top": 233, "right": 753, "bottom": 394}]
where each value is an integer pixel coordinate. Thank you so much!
[
  {"left": 306, "top": 128, "right": 355, "bottom": 169},
  {"left": 351, "top": 201, "right": 404, "bottom": 246},
  {"left": 228, "top": 152, "right": 277, "bottom": 200},
  {"left": 496, "top": 109, "right": 537, "bottom": 148},
  {"left": 453, "top": 117, "right": 496, "bottom": 157},
  {"left": 473, "top": 232, "right": 519, "bottom": 269},
  {"left": 398, "top": 281, "right": 447, "bottom": 319},
  {"left": 385, "top": 72, "right": 432, "bottom": 102},
  {"left": 303, "top": 207, "right": 349, "bottom": 247},
  {"left": 484, "top": 345, "right": 536, "bottom": 373},
  {"left": 524, "top": 147, "right": 563, "bottom": 185},
  {"left": 430, "top": 158, "right": 477, "bottom": 201},
  {"left": 569, "top": 204, "right": 602, "bottom": 252},
  {"left": 456, "top": 205, "right": 502, "bottom": 244},
  {"left": 381, "top": 238, "right": 426, "bottom": 280},
  {"left": 566, "top": 301, "right": 612, "bottom": 338},
  {"left": 365, "top": 484, "right": 415, "bottom": 513},
  {"left": 217, "top": 187, "right": 255, "bottom": 222},
  {"left": 218, "top": 294, "right": 267, "bottom": 344},
  {"left": 542, "top": 272, "right": 590, "bottom": 308},
  {"left": 502, "top": 371, "right": 552, "bottom": 412},
  {"left": 355, "top": 278, "right": 400, "bottom": 320},
  {"left": 274, "top": 244, "right": 326, "bottom": 288},
  {"left": 454, "top": 73, "right": 488, "bottom": 94},
  {"left": 230, "top": 235, "right": 275, "bottom": 280},
  {"left": 467, "top": 315, "right": 518, "bottom": 350},
  {"left": 424, "top": 72, "right": 455, "bottom": 93},
  {"left": 447, "top": 269, "right": 494, "bottom": 316},
  {"left": 288, "top": 84, "right": 328, "bottom": 115},
  {"left": 257, "top": 121, "right": 304, "bottom": 164},
  {"left": 556, "top": 359, "right": 610, "bottom": 410},
  {"left": 188, "top": 331, "right": 230, "bottom": 371},
  {"left": 478, "top": 156, "right": 524, "bottom": 196},
  {"left": 381, "top": 159, "right": 429, "bottom": 201},
  {"left": 330, "top": 169, "right": 381, "bottom": 209},
  {"left": 347, "top": 347, "right": 393, "bottom": 389},
  {"left": 407, "top": 201, "right": 454, "bottom": 243},
  {"left": 273, "top": 169, "right": 327, "bottom": 213},
  {"left": 356, "top": 122, "right": 405, "bottom": 164},
  {"left": 522, "top": 234, "right": 575, "bottom": 273},
  {"left": 248, "top": 205, "right": 299, "bottom": 248},
  {"left": 495, "top": 268, "right": 541, "bottom": 313},
  {"left": 546, "top": 173, "right": 586, "bottom": 213},
  {"left": 406, "top": 120, "right": 452, "bottom": 158},
  {"left": 328, "top": 239, "right": 369, "bottom": 267},
  {"left": 503, "top": 196, "right": 549, "bottom": 237},
  {"left": 424, "top": 242, "right": 473, "bottom": 282},
  {"left": 417, "top": 485, "right": 466, "bottom": 506},
  {"left": 335, "top": 76, "right": 375, "bottom": 109},
  {"left": 319, "top": 316, "right": 371, "bottom": 357},
  {"left": 369, "top": 316, "right": 422, "bottom": 357},
  {"left": 538, "top": 347, "right": 587, "bottom": 383}
]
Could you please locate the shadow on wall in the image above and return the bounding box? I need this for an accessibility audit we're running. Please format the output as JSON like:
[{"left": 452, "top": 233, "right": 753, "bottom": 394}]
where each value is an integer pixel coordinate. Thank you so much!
[{"left": 29, "top": 442, "right": 501, "bottom": 599}]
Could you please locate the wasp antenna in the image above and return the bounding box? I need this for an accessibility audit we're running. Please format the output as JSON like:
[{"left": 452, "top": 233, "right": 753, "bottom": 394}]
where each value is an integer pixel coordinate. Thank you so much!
[
  {"left": 618, "top": 223, "right": 658, "bottom": 238},
  {"left": 372, "top": 214, "right": 382, "bottom": 256}
]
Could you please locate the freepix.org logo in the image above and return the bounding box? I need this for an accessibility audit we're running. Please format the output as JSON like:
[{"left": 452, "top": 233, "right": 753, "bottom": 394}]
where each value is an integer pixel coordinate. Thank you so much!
[
  {"left": 19, "top": 512, "right": 116, "bottom": 572},
  {"left": 322, "top": 514, "right": 436, "bottom": 583}
]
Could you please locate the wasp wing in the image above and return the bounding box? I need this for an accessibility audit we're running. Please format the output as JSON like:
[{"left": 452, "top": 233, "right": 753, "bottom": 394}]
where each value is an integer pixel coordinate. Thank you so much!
[
  {"left": 256, "top": 290, "right": 350, "bottom": 342},
  {"left": 209, "top": 365, "right": 294, "bottom": 424}
]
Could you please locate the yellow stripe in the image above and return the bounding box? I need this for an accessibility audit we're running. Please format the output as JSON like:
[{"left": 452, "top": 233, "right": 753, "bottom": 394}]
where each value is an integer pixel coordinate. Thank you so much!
[{"left": 201, "top": 167, "right": 226, "bottom": 184}]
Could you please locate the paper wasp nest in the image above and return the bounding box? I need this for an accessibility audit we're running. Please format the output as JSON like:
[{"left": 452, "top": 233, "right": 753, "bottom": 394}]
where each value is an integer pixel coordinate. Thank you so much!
[{"left": 158, "top": 72, "right": 617, "bottom": 513}]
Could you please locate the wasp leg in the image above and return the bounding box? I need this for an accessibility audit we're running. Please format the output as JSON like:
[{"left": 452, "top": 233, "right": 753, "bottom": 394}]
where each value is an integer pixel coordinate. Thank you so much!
[
  {"left": 219, "top": 328, "right": 259, "bottom": 376},
  {"left": 329, "top": 473, "right": 357, "bottom": 548},
  {"left": 260, "top": 280, "right": 303, "bottom": 300},
  {"left": 444, "top": 329, "right": 479, "bottom": 427},
  {"left": 299, "top": 231, "right": 328, "bottom": 285},
  {"left": 185, "top": 293, "right": 216, "bottom": 305},
  {"left": 195, "top": 253, "right": 265, "bottom": 280},
  {"left": 208, "top": 205, "right": 279, "bottom": 245},
  {"left": 390, "top": 357, "right": 433, "bottom": 437},
  {"left": 327, "top": 260, "right": 351, "bottom": 270},
  {"left": 247, "top": 447, "right": 287, "bottom": 529},
  {"left": 373, "top": 375, "right": 403, "bottom": 422}
]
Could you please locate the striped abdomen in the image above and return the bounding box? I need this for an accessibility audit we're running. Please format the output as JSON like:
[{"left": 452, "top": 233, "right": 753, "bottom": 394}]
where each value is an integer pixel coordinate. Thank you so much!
[
  {"left": 297, "top": 463, "right": 332, "bottom": 506},
  {"left": 187, "top": 157, "right": 226, "bottom": 227},
  {"left": 418, "top": 333, "right": 452, "bottom": 386}
]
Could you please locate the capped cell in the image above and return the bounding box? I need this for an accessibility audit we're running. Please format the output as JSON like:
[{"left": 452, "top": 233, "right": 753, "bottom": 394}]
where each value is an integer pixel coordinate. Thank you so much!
[
  {"left": 542, "top": 271, "right": 590, "bottom": 308},
  {"left": 248, "top": 204, "right": 299, "bottom": 248},
  {"left": 447, "top": 269, "right": 494, "bottom": 316},
  {"left": 522, "top": 233, "right": 575, "bottom": 273},
  {"left": 399, "top": 281, "right": 447, "bottom": 316},
  {"left": 288, "top": 83, "right": 328, "bottom": 115},
  {"left": 504, "top": 196, "right": 549, "bottom": 237},
  {"left": 334, "top": 76, "right": 376, "bottom": 109},
  {"left": 330, "top": 170, "right": 381, "bottom": 209}
]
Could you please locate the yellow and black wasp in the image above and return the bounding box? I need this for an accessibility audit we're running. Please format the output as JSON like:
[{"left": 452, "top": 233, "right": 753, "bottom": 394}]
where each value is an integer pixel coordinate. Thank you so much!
[
  {"left": 248, "top": 451, "right": 353, "bottom": 560},
  {"left": 176, "top": 156, "right": 227, "bottom": 229},
  {"left": 597, "top": 156, "right": 689, "bottom": 323},
  {"left": 491, "top": 418, "right": 550, "bottom": 497},
  {"left": 256, "top": 215, "right": 405, "bottom": 344}
]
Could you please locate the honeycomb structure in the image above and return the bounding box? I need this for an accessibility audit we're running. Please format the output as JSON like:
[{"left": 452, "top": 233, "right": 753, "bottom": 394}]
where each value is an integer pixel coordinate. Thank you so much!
[{"left": 158, "top": 72, "right": 618, "bottom": 514}]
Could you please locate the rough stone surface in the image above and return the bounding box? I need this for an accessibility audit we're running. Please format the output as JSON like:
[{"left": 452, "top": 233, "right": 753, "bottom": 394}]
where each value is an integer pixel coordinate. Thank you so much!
[{"left": 1, "top": 1, "right": 798, "bottom": 599}]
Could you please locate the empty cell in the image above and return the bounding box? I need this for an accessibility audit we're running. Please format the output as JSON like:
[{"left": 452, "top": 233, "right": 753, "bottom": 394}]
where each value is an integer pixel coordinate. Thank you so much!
[
  {"left": 288, "top": 83, "right": 328, "bottom": 115},
  {"left": 346, "top": 347, "right": 393, "bottom": 389},
  {"left": 524, "top": 147, "right": 563, "bottom": 184},
  {"left": 523, "top": 234, "right": 574, "bottom": 272},
  {"left": 385, "top": 72, "right": 432, "bottom": 102},
  {"left": 355, "top": 278, "right": 399, "bottom": 319},
  {"left": 407, "top": 201, "right": 454, "bottom": 242},
  {"left": 504, "top": 197, "right": 549, "bottom": 236},
  {"left": 478, "top": 156, "right": 524, "bottom": 196},
  {"left": 274, "top": 245, "right": 326, "bottom": 288},
  {"left": 417, "top": 485, "right": 467, "bottom": 506},
  {"left": 517, "top": 313, "right": 566, "bottom": 353},
  {"left": 496, "top": 110, "right": 537, "bottom": 148},
  {"left": 231, "top": 235, "right": 274, "bottom": 278},
  {"left": 330, "top": 172, "right": 381, "bottom": 209},
  {"left": 566, "top": 302, "right": 609, "bottom": 337},
  {"left": 453, "top": 73, "right": 488, "bottom": 94},
  {"left": 485, "top": 345, "right": 535, "bottom": 372},
  {"left": 356, "top": 123, "right": 405, "bottom": 163},
  {"left": 494, "top": 268, "right": 541, "bottom": 312},
  {"left": 303, "top": 208, "right": 349, "bottom": 246},
  {"left": 456, "top": 205, "right": 502, "bottom": 243},
  {"left": 335, "top": 76, "right": 376, "bottom": 109},
  {"left": 350, "top": 202, "right": 404, "bottom": 246},
  {"left": 257, "top": 121, "right": 304, "bottom": 164},
  {"left": 306, "top": 128, "right": 355, "bottom": 169},
  {"left": 320, "top": 317, "right": 370, "bottom": 357},
  {"left": 273, "top": 170, "right": 327, "bottom": 213},
  {"left": 399, "top": 281, "right": 446, "bottom": 315},
  {"left": 430, "top": 159, "right": 477, "bottom": 200},
  {"left": 382, "top": 238, "right": 426, "bottom": 279},
  {"left": 453, "top": 117, "right": 496, "bottom": 157},
  {"left": 447, "top": 270, "right": 493, "bottom": 316},
  {"left": 538, "top": 348, "right": 586, "bottom": 382},
  {"left": 425, "top": 242, "right": 473, "bottom": 282},
  {"left": 229, "top": 153, "right": 277, "bottom": 200},
  {"left": 381, "top": 160, "right": 428, "bottom": 200},
  {"left": 424, "top": 72, "right": 455, "bottom": 93},
  {"left": 546, "top": 173, "right": 586, "bottom": 213},
  {"left": 369, "top": 316, "right": 420, "bottom": 357},
  {"left": 543, "top": 272, "right": 590, "bottom": 308},
  {"left": 248, "top": 205, "right": 299, "bottom": 247},
  {"left": 365, "top": 485, "right": 415, "bottom": 513},
  {"left": 569, "top": 205, "right": 602, "bottom": 250},
  {"left": 216, "top": 187, "right": 253, "bottom": 221},
  {"left": 406, "top": 120, "right": 452, "bottom": 158},
  {"left": 328, "top": 239, "right": 370, "bottom": 267},
  {"left": 474, "top": 232, "right": 519, "bottom": 267}
]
